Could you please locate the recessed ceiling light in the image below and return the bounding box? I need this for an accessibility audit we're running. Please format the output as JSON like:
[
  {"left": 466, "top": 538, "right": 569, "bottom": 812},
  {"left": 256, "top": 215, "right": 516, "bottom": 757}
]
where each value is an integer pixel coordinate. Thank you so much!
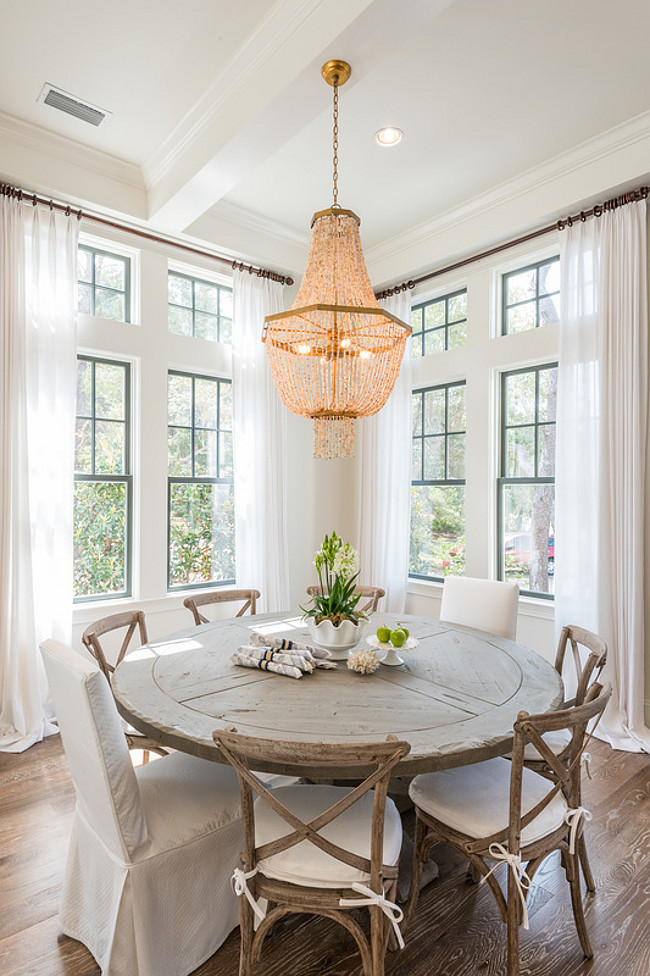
[{"left": 374, "top": 126, "right": 403, "bottom": 147}]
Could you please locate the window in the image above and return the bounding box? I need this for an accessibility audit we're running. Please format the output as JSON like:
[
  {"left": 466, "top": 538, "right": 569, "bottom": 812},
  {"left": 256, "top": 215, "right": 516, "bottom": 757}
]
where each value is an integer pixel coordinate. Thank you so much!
[
  {"left": 498, "top": 364, "right": 557, "bottom": 597},
  {"left": 502, "top": 256, "right": 559, "bottom": 335},
  {"left": 167, "top": 372, "right": 235, "bottom": 588},
  {"left": 78, "top": 245, "right": 131, "bottom": 322},
  {"left": 74, "top": 356, "right": 131, "bottom": 600},
  {"left": 410, "top": 382, "right": 466, "bottom": 579},
  {"left": 410, "top": 289, "right": 467, "bottom": 358},
  {"left": 168, "top": 271, "right": 233, "bottom": 342}
]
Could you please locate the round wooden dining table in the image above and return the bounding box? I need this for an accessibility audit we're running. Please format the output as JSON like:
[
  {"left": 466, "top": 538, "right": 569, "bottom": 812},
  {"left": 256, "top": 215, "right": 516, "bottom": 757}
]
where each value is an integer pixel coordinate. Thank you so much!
[{"left": 112, "top": 611, "right": 563, "bottom": 780}]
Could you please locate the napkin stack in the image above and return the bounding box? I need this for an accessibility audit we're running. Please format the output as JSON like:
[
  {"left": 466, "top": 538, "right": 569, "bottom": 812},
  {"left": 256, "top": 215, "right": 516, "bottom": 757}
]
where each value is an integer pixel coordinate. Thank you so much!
[{"left": 230, "top": 632, "right": 336, "bottom": 679}]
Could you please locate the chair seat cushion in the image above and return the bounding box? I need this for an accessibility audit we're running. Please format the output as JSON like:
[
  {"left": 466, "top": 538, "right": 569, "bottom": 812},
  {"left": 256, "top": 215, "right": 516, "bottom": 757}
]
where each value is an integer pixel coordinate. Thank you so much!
[
  {"left": 136, "top": 752, "right": 243, "bottom": 855},
  {"left": 255, "top": 784, "right": 402, "bottom": 889},
  {"left": 409, "top": 757, "right": 568, "bottom": 847},
  {"left": 523, "top": 729, "right": 571, "bottom": 761}
]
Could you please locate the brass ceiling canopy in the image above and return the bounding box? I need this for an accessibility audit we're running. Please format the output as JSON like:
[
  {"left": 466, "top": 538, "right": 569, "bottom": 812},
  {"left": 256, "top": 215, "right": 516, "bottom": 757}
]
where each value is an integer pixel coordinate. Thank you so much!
[{"left": 262, "top": 60, "right": 411, "bottom": 460}]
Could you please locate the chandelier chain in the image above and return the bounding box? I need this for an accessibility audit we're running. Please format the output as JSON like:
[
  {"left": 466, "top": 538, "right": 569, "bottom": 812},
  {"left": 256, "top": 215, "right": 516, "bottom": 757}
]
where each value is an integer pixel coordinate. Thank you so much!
[{"left": 332, "top": 77, "right": 339, "bottom": 207}]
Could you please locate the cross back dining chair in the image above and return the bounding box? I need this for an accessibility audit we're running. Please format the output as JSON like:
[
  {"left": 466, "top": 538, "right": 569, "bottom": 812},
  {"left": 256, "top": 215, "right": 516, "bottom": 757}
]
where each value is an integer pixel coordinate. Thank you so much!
[
  {"left": 81, "top": 610, "right": 168, "bottom": 763},
  {"left": 522, "top": 623, "right": 607, "bottom": 891},
  {"left": 184, "top": 588, "right": 261, "bottom": 625},
  {"left": 40, "top": 639, "right": 246, "bottom": 976},
  {"left": 305, "top": 584, "right": 386, "bottom": 615},
  {"left": 404, "top": 680, "right": 612, "bottom": 976},
  {"left": 439, "top": 575, "right": 520, "bottom": 640},
  {"left": 213, "top": 729, "right": 411, "bottom": 976}
]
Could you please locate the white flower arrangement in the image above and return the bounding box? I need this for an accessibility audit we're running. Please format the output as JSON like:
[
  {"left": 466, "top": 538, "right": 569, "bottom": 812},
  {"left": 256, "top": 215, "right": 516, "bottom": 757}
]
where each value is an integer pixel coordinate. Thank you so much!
[{"left": 347, "top": 648, "right": 380, "bottom": 675}]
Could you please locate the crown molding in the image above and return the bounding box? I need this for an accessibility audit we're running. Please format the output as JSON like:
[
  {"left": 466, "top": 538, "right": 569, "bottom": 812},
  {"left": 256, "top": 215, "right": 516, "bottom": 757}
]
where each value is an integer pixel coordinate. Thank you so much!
[
  {"left": 0, "top": 110, "right": 145, "bottom": 191},
  {"left": 366, "top": 110, "right": 650, "bottom": 272},
  {"left": 212, "top": 200, "right": 309, "bottom": 248},
  {"left": 143, "top": 0, "right": 334, "bottom": 188}
]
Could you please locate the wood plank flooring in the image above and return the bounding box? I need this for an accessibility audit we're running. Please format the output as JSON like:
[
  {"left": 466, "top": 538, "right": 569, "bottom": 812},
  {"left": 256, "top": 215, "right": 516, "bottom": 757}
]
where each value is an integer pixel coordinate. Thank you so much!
[{"left": 1, "top": 736, "right": 648, "bottom": 976}]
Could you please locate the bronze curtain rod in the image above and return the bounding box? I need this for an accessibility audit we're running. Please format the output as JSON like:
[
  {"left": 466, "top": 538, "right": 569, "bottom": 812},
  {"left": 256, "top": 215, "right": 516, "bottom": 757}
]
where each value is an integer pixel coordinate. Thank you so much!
[
  {"left": 375, "top": 184, "right": 650, "bottom": 300},
  {"left": 0, "top": 182, "right": 294, "bottom": 287}
]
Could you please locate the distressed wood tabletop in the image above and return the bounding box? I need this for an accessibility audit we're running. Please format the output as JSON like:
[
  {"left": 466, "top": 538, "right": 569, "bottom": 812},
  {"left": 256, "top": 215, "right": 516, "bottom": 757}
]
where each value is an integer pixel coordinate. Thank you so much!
[{"left": 112, "top": 612, "right": 563, "bottom": 779}]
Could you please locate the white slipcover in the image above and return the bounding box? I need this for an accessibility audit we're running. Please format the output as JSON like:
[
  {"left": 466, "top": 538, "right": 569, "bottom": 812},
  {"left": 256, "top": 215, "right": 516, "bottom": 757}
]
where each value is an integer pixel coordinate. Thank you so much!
[
  {"left": 439, "top": 575, "right": 519, "bottom": 640},
  {"left": 40, "top": 639, "right": 243, "bottom": 976}
]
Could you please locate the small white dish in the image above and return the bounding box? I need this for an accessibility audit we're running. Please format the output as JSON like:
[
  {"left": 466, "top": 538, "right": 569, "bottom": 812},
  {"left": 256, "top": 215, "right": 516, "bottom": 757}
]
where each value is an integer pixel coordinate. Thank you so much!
[{"left": 366, "top": 635, "right": 418, "bottom": 667}]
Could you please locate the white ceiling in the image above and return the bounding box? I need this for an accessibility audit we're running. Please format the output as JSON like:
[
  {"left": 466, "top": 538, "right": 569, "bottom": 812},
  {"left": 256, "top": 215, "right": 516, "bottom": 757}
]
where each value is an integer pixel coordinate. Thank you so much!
[{"left": 2, "top": 0, "right": 650, "bottom": 284}]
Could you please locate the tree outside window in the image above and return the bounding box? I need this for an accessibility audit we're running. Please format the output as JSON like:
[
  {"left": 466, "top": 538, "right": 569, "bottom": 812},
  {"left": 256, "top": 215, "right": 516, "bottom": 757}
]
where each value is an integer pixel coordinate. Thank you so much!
[
  {"left": 167, "top": 371, "right": 235, "bottom": 588},
  {"left": 78, "top": 245, "right": 130, "bottom": 322},
  {"left": 499, "top": 364, "right": 557, "bottom": 596},
  {"left": 74, "top": 356, "right": 131, "bottom": 599},
  {"left": 410, "top": 382, "right": 466, "bottom": 579}
]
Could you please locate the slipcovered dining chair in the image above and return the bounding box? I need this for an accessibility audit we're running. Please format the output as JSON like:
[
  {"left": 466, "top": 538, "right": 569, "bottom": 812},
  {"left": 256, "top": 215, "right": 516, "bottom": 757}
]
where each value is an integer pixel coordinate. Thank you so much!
[
  {"left": 40, "top": 639, "right": 244, "bottom": 976},
  {"left": 521, "top": 624, "right": 607, "bottom": 890},
  {"left": 404, "top": 681, "right": 612, "bottom": 976},
  {"left": 305, "top": 584, "right": 386, "bottom": 615},
  {"left": 81, "top": 610, "right": 168, "bottom": 763},
  {"left": 184, "top": 587, "right": 260, "bottom": 625},
  {"left": 213, "top": 729, "right": 411, "bottom": 976},
  {"left": 439, "top": 575, "right": 519, "bottom": 640}
]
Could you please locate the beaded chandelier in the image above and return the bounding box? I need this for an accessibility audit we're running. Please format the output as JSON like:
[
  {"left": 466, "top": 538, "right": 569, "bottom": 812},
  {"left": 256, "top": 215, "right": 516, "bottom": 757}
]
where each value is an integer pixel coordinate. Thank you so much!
[{"left": 262, "top": 60, "right": 411, "bottom": 460}]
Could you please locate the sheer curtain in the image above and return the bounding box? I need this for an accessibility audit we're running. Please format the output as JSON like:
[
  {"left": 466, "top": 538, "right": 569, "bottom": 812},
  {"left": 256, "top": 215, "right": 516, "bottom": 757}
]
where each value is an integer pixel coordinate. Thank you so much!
[
  {"left": 0, "top": 197, "right": 79, "bottom": 752},
  {"left": 555, "top": 199, "right": 650, "bottom": 752},
  {"left": 232, "top": 273, "right": 290, "bottom": 611},
  {"left": 358, "top": 291, "right": 412, "bottom": 612}
]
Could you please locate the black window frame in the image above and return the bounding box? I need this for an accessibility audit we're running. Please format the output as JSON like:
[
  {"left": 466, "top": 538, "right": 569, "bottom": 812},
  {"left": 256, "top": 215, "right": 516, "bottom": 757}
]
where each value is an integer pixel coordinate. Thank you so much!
[
  {"left": 77, "top": 244, "right": 131, "bottom": 323},
  {"left": 410, "top": 288, "right": 467, "bottom": 358},
  {"left": 73, "top": 355, "right": 132, "bottom": 603},
  {"left": 167, "top": 370, "right": 235, "bottom": 591},
  {"left": 409, "top": 380, "right": 466, "bottom": 581},
  {"left": 497, "top": 362, "right": 557, "bottom": 600},
  {"left": 501, "top": 255, "right": 560, "bottom": 336},
  {"left": 167, "top": 270, "right": 233, "bottom": 343}
]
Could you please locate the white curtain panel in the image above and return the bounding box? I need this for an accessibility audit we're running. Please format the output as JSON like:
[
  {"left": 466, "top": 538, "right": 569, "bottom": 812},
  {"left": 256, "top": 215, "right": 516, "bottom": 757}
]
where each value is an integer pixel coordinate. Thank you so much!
[
  {"left": 0, "top": 198, "right": 79, "bottom": 751},
  {"left": 556, "top": 199, "right": 650, "bottom": 752},
  {"left": 358, "top": 291, "right": 412, "bottom": 613},
  {"left": 232, "top": 273, "right": 290, "bottom": 611}
]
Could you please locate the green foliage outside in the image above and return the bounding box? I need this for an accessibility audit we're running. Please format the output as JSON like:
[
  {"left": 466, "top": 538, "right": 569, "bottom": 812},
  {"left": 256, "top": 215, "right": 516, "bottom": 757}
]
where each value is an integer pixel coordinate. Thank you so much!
[
  {"left": 168, "top": 483, "right": 235, "bottom": 587},
  {"left": 410, "top": 485, "right": 466, "bottom": 578},
  {"left": 74, "top": 481, "right": 127, "bottom": 597}
]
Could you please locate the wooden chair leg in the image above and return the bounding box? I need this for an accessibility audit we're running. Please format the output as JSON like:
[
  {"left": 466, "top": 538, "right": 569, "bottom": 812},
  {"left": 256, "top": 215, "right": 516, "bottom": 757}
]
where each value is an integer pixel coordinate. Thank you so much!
[
  {"left": 578, "top": 834, "right": 596, "bottom": 892},
  {"left": 238, "top": 894, "right": 254, "bottom": 976},
  {"left": 404, "top": 814, "right": 426, "bottom": 926},
  {"left": 370, "top": 903, "right": 385, "bottom": 976},
  {"left": 568, "top": 851, "right": 593, "bottom": 958},
  {"left": 506, "top": 869, "right": 521, "bottom": 976}
]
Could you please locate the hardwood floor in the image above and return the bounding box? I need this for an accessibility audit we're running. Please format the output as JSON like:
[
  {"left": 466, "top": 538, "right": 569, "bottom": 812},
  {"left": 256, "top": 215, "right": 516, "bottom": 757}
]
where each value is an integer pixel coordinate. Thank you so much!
[{"left": 1, "top": 736, "right": 648, "bottom": 976}]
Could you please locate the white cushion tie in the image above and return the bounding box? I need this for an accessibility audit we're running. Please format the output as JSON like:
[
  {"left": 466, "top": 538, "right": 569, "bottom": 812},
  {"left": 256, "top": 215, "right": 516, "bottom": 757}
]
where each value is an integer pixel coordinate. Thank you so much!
[
  {"left": 480, "top": 843, "right": 533, "bottom": 930},
  {"left": 563, "top": 806, "right": 592, "bottom": 855},
  {"left": 231, "top": 867, "right": 266, "bottom": 922},
  {"left": 581, "top": 751, "right": 593, "bottom": 779},
  {"left": 338, "top": 882, "right": 405, "bottom": 949}
]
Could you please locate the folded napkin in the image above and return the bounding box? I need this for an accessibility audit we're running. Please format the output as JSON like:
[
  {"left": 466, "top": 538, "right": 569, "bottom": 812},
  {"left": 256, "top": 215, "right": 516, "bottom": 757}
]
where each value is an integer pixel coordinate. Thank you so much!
[
  {"left": 250, "top": 632, "right": 336, "bottom": 668},
  {"left": 230, "top": 649, "right": 303, "bottom": 680},
  {"left": 236, "top": 645, "right": 315, "bottom": 673}
]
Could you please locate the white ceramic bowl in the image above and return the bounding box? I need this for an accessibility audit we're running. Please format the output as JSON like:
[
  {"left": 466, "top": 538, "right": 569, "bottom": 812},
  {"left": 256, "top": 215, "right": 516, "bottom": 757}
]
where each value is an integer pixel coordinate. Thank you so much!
[{"left": 306, "top": 616, "right": 368, "bottom": 660}]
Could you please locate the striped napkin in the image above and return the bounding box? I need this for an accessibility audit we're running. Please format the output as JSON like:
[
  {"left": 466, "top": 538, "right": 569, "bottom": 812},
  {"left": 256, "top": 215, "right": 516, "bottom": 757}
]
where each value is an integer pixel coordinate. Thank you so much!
[
  {"left": 249, "top": 632, "right": 335, "bottom": 667},
  {"left": 230, "top": 633, "right": 337, "bottom": 679}
]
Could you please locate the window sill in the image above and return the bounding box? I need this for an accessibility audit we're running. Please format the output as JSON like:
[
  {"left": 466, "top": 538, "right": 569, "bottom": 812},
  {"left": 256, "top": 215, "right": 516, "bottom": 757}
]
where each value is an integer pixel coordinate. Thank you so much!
[{"left": 406, "top": 576, "right": 555, "bottom": 621}]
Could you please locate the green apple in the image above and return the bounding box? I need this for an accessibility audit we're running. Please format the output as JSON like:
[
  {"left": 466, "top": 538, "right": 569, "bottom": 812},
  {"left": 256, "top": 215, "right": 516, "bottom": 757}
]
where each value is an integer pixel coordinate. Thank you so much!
[
  {"left": 398, "top": 625, "right": 410, "bottom": 640},
  {"left": 390, "top": 628, "right": 406, "bottom": 648},
  {"left": 376, "top": 626, "right": 391, "bottom": 643}
]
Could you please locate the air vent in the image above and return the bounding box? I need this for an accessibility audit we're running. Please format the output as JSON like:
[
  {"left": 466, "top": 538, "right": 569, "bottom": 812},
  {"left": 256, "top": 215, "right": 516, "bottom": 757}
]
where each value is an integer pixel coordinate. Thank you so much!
[{"left": 38, "top": 84, "right": 110, "bottom": 127}]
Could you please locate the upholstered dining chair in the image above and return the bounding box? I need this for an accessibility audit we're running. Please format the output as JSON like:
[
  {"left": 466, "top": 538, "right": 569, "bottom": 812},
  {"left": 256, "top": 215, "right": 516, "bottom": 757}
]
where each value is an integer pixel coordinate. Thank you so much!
[
  {"left": 40, "top": 639, "right": 245, "bottom": 976},
  {"left": 81, "top": 610, "right": 168, "bottom": 763},
  {"left": 213, "top": 729, "right": 411, "bottom": 976},
  {"left": 404, "top": 681, "right": 612, "bottom": 976},
  {"left": 520, "top": 624, "right": 607, "bottom": 891},
  {"left": 305, "top": 584, "right": 386, "bottom": 615},
  {"left": 439, "top": 575, "right": 519, "bottom": 640},
  {"left": 184, "top": 587, "right": 261, "bottom": 625}
]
